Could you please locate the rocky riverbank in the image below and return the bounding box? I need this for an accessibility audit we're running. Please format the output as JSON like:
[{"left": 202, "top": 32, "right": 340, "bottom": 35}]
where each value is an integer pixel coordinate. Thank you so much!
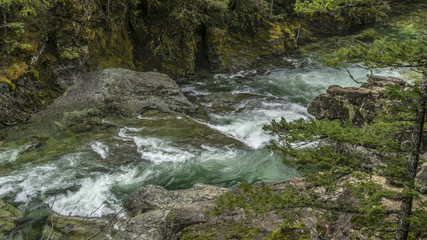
[{"left": 2, "top": 174, "right": 426, "bottom": 239}]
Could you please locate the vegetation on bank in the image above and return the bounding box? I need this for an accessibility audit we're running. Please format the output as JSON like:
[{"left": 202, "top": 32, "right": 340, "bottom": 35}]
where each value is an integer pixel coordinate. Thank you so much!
[{"left": 0, "top": 0, "right": 419, "bottom": 79}]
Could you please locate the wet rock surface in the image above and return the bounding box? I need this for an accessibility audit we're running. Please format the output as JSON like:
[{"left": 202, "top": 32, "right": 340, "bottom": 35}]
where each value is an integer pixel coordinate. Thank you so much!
[{"left": 0, "top": 74, "right": 59, "bottom": 127}]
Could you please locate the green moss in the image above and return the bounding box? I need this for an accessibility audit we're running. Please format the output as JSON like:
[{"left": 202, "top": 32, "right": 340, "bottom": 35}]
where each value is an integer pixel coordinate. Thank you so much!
[
  {"left": 60, "top": 47, "right": 81, "bottom": 60},
  {"left": 40, "top": 214, "right": 118, "bottom": 240},
  {"left": 346, "top": 104, "right": 356, "bottom": 122},
  {"left": 267, "top": 222, "right": 310, "bottom": 240},
  {"left": 0, "top": 76, "right": 15, "bottom": 90},
  {"left": 205, "top": 21, "right": 300, "bottom": 71},
  {"left": 41, "top": 226, "right": 63, "bottom": 240},
  {"left": 87, "top": 27, "right": 136, "bottom": 70},
  {"left": 354, "top": 28, "right": 382, "bottom": 42}
]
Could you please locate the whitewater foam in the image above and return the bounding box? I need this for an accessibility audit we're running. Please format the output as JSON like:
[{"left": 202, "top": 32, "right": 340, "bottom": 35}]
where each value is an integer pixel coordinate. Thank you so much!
[
  {"left": 91, "top": 141, "right": 109, "bottom": 159},
  {"left": 47, "top": 174, "right": 122, "bottom": 217},
  {"left": 0, "top": 143, "right": 32, "bottom": 164},
  {"left": 133, "top": 137, "right": 195, "bottom": 164}
]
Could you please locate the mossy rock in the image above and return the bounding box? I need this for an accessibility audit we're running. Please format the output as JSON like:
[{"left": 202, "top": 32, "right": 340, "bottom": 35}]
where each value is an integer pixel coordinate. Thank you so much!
[
  {"left": 4, "top": 62, "right": 28, "bottom": 82},
  {"left": 0, "top": 62, "right": 29, "bottom": 90},
  {"left": 0, "top": 200, "right": 23, "bottom": 239},
  {"left": 39, "top": 214, "right": 124, "bottom": 240}
]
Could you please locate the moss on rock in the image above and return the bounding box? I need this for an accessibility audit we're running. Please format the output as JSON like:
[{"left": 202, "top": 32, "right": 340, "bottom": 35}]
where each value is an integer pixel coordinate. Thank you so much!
[{"left": 87, "top": 27, "right": 135, "bottom": 70}]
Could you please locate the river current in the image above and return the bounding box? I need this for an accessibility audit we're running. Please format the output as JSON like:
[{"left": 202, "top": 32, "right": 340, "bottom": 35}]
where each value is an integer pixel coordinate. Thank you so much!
[{"left": 0, "top": 57, "right": 401, "bottom": 219}]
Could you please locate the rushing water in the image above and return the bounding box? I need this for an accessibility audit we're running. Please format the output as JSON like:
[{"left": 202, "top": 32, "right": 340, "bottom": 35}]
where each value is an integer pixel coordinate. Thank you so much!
[{"left": 0, "top": 57, "right": 402, "bottom": 219}]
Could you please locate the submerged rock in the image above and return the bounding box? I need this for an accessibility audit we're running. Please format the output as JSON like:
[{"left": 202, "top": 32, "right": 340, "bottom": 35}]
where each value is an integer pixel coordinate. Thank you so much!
[
  {"left": 0, "top": 200, "right": 22, "bottom": 239},
  {"left": 308, "top": 75, "right": 405, "bottom": 126}
]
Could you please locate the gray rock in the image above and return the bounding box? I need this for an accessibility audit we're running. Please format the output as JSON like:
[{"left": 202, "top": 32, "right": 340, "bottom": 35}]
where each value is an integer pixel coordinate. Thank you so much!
[
  {"left": 308, "top": 85, "right": 377, "bottom": 126},
  {"left": 121, "top": 183, "right": 228, "bottom": 240},
  {"left": 96, "top": 69, "right": 198, "bottom": 116},
  {"left": 44, "top": 68, "right": 197, "bottom": 117},
  {"left": 27, "top": 68, "right": 198, "bottom": 132},
  {"left": 416, "top": 162, "right": 427, "bottom": 194}
]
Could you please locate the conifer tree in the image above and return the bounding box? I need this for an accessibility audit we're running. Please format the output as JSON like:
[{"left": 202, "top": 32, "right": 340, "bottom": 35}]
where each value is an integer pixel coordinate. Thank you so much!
[{"left": 328, "top": 11, "right": 426, "bottom": 239}]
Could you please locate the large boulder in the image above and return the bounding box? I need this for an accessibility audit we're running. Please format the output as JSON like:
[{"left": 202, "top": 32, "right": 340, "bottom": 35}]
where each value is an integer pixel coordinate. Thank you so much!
[
  {"left": 29, "top": 68, "right": 198, "bottom": 132},
  {"left": 45, "top": 68, "right": 197, "bottom": 116},
  {"left": 308, "top": 75, "right": 405, "bottom": 126}
]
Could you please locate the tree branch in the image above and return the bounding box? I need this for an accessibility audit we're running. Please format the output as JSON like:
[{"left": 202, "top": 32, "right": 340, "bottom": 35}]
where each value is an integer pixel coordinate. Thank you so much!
[{"left": 344, "top": 66, "right": 363, "bottom": 84}]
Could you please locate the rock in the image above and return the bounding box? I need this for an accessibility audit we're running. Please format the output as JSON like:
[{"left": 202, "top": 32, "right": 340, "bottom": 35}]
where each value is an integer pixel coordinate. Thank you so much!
[
  {"left": 45, "top": 68, "right": 197, "bottom": 116},
  {"left": 416, "top": 162, "right": 427, "bottom": 194},
  {"left": 308, "top": 75, "right": 405, "bottom": 126},
  {"left": 29, "top": 68, "right": 198, "bottom": 132},
  {"left": 205, "top": 25, "right": 292, "bottom": 72},
  {"left": 121, "top": 183, "right": 228, "bottom": 239},
  {"left": 39, "top": 213, "right": 125, "bottom": 240},
  {"left": 0, "top": 65, "right": 63, "bottom": 127},
  {"left": 0, "top": 200, "right": 23, "bottom": 239},
  {"left": 52, "top": 175, "right": 425, "bottom": 239},
  {"left": 97, "top": 69, "right": 198, "bottom": 116}
]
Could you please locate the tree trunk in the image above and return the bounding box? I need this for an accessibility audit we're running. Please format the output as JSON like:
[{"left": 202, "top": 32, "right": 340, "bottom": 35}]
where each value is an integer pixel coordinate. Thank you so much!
[
  {"left": 3, "top": 7, "right": 10, "bottom": 66},
  {"left": 105, "top": 0, "right": 110, "bottom": 30},
  {"left": 395, "top": 66, "right": 427, "bottom": 240},
  {"left": 269, "top": 0, "right": 274, "bottom": 19}
]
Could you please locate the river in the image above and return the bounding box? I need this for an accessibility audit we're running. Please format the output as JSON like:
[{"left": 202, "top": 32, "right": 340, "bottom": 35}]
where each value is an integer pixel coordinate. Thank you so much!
[{"left": 0, "top": 56, "right": 401, "bottom": 221}]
